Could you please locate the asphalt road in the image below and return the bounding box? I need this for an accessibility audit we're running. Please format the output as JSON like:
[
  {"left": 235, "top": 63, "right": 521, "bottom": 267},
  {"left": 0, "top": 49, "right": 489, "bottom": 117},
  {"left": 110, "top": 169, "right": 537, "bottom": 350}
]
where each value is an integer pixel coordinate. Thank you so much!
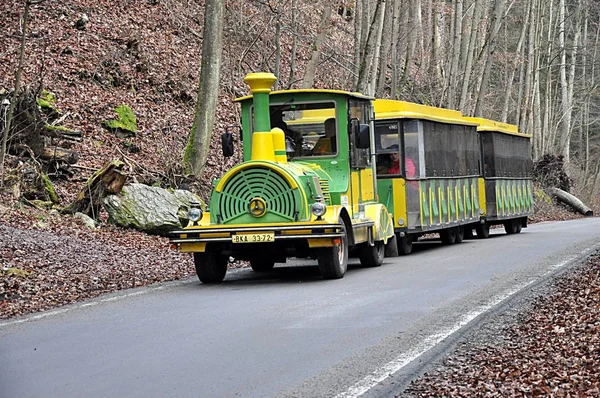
[{"left": 2, "top": 218, "right": 600, "bottom": 398}]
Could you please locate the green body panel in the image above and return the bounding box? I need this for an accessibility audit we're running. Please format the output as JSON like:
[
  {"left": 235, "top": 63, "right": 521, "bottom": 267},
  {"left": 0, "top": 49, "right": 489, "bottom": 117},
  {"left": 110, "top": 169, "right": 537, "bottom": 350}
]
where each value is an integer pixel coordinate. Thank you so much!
[
  {"left": 239, "top": 92, "right": 351, "bottom": 196},
  {"left": 376, "top": 180, "right": 394, "bottom": 212},
  {"left": 486, "top": 179, "right": 533, "bottom": 219}
]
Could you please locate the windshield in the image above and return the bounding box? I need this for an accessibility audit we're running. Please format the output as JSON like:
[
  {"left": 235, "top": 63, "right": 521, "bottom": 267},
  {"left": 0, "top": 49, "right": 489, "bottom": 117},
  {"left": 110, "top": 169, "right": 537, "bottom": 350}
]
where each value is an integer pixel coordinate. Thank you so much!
[{"left": 267, "top": 101, "right": 337, "bottom": 158}]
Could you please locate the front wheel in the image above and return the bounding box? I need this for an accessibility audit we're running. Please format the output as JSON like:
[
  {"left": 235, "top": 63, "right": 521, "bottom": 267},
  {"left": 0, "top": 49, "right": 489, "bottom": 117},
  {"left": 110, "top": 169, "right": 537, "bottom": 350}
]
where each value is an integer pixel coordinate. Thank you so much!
[
  {"left": 358, "top": 241, "right": 385, "bottom": 267},
  {"left": 317, "top": 219, "right": 348, "bottom": 279},
  {"left": 194, "top": 248, "right": 228, "bottom": 283}
]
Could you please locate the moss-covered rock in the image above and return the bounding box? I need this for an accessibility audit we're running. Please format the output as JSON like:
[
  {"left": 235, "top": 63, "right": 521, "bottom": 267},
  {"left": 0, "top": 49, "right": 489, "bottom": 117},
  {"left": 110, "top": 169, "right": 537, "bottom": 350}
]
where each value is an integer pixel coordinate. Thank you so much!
[
  {"left": 103, "top": 183, "right": 204, "bottom": 235},
  {"left": 102, "top": 104, "right": 138, "bottom": 138},
  {"left": 37, "top": 89, "right": 58, "bottom": 114}
]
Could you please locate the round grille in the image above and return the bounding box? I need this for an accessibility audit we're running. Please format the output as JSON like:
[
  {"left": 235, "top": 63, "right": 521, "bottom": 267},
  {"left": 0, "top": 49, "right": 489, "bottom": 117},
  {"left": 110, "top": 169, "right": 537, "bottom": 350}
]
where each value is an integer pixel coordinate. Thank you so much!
[{"left": 218, "top": 167, "right": 298, "bottom": 223}]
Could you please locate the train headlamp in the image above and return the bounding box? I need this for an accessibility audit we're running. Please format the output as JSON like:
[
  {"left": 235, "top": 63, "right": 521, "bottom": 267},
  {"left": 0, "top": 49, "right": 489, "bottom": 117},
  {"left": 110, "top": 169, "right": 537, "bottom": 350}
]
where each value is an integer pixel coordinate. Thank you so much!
[
  {"left": 311, "top": 202, "right": 326, "bottom": 216},
  {"left": 188, "top": 200, "right": 203, "bottom": 225},
  {"left": 311, "top": 196, "right": 327, "bottom": 220}
]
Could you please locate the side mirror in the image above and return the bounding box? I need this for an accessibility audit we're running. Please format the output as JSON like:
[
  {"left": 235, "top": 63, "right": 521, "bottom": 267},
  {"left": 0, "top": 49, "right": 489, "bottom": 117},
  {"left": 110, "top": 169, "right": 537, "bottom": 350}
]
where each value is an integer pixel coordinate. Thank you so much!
[
  {"left": 356, "top": 123, "right": 370, "bottom": 149},
  {"left": 221, "top": 131, "right": 234, "bottom": 157}
]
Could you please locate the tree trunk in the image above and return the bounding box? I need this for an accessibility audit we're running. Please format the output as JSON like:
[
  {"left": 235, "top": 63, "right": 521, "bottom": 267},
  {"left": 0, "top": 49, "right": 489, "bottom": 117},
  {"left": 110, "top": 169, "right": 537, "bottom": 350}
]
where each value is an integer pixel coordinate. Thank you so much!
[
  {"left": 474, "top": 0, "right": 507, "bottom": 117},
  {"left": 301, "top": 4, "right": 332, "bottom": 88},
  {"left": 356, "top": 0, "right": 385, "bottom": 94},
  {"left": 184, "top": 0, "right": 225, "bottom": 177},
  {"left": 390, "top": 0, "right": 402, "bottom": 99},
  {"left": 376, "top": 0, "right": 394, "bottom": 96},
  {"left": 62, "top": 160, "right": 127, "bottom": 218},
  {"left": 1, "top": 0, "right": 36, "bottom": 183},
  {"left": 287, "top": 0, "right": 298, "bottom": 89},
  {"left": 353, "top": 0, "right": 364, "bottom": 88},
  {"left": 370, "top": 0, "right": 387, "bottom": 95},
  {"left": 447, "top": 0, "right": 463, "bottom": 109},
  {"left": 459, "top": 0, "right": 483, "bottom": 111},
  {"left": 500, "top": 0, "right": 528, "bottom": 122},
  {"left": 549, "top": 187, "right": 593, "bottom": 217}
]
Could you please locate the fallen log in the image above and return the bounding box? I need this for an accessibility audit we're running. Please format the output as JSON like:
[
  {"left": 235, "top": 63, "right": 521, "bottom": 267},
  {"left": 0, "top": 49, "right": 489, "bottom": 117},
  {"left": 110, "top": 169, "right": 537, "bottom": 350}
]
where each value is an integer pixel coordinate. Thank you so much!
[
  {"left": 62, "top": 160, "right": 127, "bottom": 218},
  {"left": 549, "top": 187, "right": 593, "bottom": 217},
  {"left": 41, "top": 146, "right": 79, "bottom": 164}
]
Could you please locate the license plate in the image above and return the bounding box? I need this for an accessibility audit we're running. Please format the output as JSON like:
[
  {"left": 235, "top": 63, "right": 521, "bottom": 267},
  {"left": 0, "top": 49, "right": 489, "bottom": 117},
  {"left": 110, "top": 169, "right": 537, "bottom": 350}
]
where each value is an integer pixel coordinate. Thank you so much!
[{"left": 232, "top": 232, "right": 275, "bottom": 243}]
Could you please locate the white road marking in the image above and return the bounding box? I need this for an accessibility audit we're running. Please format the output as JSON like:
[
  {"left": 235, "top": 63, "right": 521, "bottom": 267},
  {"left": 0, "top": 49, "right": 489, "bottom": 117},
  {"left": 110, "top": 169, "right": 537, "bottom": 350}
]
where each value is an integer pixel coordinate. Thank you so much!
[
  {"left": 335, "top": 251, "right": 589, "bottom": 398},
  {"left": 1, "top": 281, "right": 173, "bottom": 329}
]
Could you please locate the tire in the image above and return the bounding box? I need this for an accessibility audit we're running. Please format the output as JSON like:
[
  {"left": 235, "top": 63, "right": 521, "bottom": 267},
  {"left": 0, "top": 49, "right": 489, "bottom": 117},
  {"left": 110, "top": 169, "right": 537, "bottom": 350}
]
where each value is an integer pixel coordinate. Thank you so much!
[
  {"left": 398, "top": 233, "right": 413, "bottom": 255},
  {"left": 440, "top": 228, "right": 457, "bottom": 245},
  {"left": 455, "top": 227, "right": 464, "bottom": 243},
  {"left": 194, "top": 249, "right": 228, "bottom": 283},
  {"left": 504, "top": 220, "right": 518, "bottom": 234},
  {"left": 385, "top": 234, "right": 399, "bottom": 257},
  {"left": 476, "top": 222, "right": 490, "bottom": 239},
  {"left": 359, "top": 241, "right": 385, "bottom": 267},
  {"left": 317, "top": 219, "right": 348, "bottom": 279},
  {"left": 250, "top": 258, "right": 275, "bottom": 272},
  {"left": 515, "top": 219, "right": 523, "bottom": 234}
]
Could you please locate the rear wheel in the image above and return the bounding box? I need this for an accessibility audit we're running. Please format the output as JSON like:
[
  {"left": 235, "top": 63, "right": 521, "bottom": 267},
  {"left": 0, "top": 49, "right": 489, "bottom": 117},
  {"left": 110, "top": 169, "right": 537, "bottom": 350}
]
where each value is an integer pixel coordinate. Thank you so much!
[
  {"left": 455, "top": 227, "right": 464, "bottom": 243},
  {"left": 250, "top": 258, "right": 275, "bottom": 272},
  {"left": 440, "top": 228, "right": 457, "bottom": 245},
  {"left": 515, "top": 218, "right": 523, "bottom": 233},
  {"left": 476, "top": 222, "right": 490, "bottom": 239},
  {"left": 359, "top": 241, "right": 385, "bottom": 267},
  {"left": 398, "top": 233, "right": 413, "bottom": 255},
  {"left": 194, "top": 248, "right": 228, "bottom": 283},
  {"left": 504, "top": 220, "right": 518, "bottom": 234},
  {"left": 317, "top": 219, "right": 348, "bottom": 279}
]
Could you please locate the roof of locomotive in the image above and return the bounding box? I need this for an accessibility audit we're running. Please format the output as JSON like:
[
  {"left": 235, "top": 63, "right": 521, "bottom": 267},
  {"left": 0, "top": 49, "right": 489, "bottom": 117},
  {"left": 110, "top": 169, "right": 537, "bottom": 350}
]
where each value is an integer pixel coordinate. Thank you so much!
[
  {"left": 373, "top": 99, "right": 477, "bottom": 126},
  {"left": 235, "top": 89, "right": 373, "bottom": 102},
  {"left": 464, "top": 117, "right": 532, "bottom": 138}
]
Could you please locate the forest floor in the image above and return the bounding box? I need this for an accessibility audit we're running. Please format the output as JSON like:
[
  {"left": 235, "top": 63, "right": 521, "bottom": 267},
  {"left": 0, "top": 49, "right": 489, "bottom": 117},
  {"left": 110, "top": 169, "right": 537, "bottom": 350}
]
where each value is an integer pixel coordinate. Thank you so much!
[{"left": 404, "top": 251, "right": 600, "bottom": 397}]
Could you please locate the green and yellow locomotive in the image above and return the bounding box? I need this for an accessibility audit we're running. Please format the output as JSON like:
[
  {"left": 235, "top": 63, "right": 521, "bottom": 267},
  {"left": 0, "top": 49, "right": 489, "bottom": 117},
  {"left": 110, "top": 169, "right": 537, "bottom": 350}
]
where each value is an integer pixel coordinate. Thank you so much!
[{"left": 170, "top": 73, "right": 395, "bottom": 283}]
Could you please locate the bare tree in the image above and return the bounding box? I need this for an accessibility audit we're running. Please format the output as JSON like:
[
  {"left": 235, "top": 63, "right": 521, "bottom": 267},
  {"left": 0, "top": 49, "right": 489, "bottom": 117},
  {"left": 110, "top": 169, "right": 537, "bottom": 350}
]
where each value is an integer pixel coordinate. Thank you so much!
[
  {"left": 1, "top": 0, "right": 46, "bottom": 184},
  {"left": 356, "top": 0, "right": 386, "bottom": 94},
  {"left": 184, "top": 0, "right": 225, "bottom": 177},
  {"left": 302, "top": 3, "right": 333, "bottom": 88}
]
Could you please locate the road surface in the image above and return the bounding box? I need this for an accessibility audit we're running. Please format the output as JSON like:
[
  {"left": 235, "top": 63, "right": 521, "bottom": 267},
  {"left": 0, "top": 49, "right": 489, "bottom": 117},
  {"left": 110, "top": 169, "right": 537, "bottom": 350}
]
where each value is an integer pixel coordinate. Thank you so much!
[{"left": 2, "top": 218, "right": 600, "bottom": 398}]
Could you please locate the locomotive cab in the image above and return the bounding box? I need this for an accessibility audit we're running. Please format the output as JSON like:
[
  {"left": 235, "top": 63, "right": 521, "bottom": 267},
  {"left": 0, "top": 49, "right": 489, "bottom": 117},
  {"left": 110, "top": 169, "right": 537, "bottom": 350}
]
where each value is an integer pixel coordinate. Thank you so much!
[{"left": 170, "top": 73, "right": 395, "bottom": 283}]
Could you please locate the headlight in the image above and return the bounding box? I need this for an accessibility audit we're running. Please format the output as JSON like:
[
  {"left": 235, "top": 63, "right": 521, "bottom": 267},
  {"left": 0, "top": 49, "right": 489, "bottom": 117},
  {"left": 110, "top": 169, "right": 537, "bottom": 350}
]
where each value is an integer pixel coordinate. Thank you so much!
[
  {"left": 188, "top": 200, "right": 203, "bottom": 223},
  {"left": 311, "top": 202, "right": 327, "bottom": 217}
]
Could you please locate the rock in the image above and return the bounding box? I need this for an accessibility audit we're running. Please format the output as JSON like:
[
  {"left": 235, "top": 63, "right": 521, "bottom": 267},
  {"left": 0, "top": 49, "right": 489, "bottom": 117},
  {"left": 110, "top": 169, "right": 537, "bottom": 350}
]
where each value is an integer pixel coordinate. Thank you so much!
[
  {"left": 75, "top": 13, "right": 89, "bottom": 30},
  {"left": 103, "top": 183, "right": 204, "bottom": 235},
  {"left": 74, "top": 212, "right": 97, "bottom": 229}
]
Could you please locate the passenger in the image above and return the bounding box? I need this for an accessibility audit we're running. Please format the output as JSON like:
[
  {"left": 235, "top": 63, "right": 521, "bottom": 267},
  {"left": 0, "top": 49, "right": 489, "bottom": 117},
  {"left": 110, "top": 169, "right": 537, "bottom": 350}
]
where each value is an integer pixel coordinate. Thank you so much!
[
  {"left": 405, "top": 145, "right": 417, "bottom": 179},
  {"left": 313, "top": 118, "right": 337, "bottom": 155}
]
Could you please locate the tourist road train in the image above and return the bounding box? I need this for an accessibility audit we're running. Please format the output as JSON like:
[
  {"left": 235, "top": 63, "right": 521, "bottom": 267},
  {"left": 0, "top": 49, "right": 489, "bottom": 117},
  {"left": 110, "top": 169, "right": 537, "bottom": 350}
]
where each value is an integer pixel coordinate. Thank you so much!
[{"left": 169, "top": 73, "right": 533, "bottom": 283}]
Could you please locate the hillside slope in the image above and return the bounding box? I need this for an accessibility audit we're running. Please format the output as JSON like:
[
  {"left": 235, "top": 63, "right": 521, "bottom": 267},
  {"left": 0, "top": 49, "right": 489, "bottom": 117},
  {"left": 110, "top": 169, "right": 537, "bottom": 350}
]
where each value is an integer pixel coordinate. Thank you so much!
[{"left": 1, "top": 0, "right": 350, "bottom": 203}]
